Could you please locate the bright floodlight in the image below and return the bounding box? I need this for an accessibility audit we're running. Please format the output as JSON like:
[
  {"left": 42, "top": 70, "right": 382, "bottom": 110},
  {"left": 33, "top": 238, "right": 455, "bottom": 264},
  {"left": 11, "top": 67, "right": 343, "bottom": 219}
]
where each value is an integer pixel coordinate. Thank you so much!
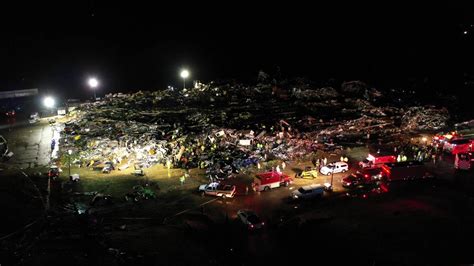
[
  {"left": 43, "top": 96, "right": 55, "bottom": 108},
  {"left": 88, "top": 78, "right": 99, "bottom": 88},
  {"left": 180, "top": 70, "right": 189, "bottom": 79}
]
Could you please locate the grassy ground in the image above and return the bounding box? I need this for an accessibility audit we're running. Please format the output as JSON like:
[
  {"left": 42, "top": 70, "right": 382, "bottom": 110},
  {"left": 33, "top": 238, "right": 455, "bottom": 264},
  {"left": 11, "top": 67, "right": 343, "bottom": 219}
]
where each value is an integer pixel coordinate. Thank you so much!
[{"left": 58, "top": 164, "right": 205, "bottom": 197}]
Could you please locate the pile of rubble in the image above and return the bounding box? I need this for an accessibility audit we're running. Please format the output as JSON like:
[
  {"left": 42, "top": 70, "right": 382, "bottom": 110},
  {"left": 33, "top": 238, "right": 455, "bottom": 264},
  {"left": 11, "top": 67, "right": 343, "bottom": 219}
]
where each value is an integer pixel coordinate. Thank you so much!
[
  {"left": 292, "top": 87, "right": 339, "bottom": 100},
  {"left": 58, "top": 80, "right": 456, "bottom": 177},
  {"left": 401, "top": 106, "right": 450, "bottom": 131}
]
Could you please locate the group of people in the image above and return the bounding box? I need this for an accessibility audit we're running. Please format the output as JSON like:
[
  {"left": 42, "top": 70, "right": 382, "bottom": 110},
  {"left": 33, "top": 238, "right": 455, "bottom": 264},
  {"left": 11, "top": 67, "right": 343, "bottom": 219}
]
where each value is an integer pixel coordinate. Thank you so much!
[{"left": 311, "top": 157, "right": 328, "bottom": 169}]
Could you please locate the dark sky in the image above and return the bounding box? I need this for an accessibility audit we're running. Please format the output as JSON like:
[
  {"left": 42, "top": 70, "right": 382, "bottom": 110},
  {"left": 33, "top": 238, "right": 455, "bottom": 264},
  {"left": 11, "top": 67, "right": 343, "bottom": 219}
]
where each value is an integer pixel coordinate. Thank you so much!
[{"left": 1, "top": 2, "right": 474, "bottom": 98}]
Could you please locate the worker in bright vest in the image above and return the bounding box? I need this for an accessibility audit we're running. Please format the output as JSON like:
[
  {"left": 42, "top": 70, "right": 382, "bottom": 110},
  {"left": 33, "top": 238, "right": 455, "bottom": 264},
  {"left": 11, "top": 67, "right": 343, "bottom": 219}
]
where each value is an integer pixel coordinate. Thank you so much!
[{"left": 402, "top": 155, "right": 407, "bottom": 162}]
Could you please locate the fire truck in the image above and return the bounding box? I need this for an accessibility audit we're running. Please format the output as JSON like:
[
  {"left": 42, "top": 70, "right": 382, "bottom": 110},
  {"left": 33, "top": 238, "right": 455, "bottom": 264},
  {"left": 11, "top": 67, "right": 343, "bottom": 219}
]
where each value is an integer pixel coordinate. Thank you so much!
[
  {"left": 444, "top": 138, "right": 473, "bottom": 154},
  {"left": 381, "top": 161, "right": 433, "bottom": 181},
  {"left": 252, "top": 171, "right": 293, "bottom": 192},
  {"left": 359, "top": 153, "right": 396, "bottom": 168},
  {"left": 455, "top": 152, "right": 473, "bottom": 170}
]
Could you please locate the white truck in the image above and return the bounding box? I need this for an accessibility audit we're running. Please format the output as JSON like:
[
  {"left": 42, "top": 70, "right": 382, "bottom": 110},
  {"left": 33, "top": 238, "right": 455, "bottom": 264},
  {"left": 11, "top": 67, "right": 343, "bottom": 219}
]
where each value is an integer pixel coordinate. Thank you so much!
[
  {"left": 198, "top": 182, "right": 236, "bottom": 198},
  {"left": 320, "top": 162, "right": 349, "bottom": 175}
]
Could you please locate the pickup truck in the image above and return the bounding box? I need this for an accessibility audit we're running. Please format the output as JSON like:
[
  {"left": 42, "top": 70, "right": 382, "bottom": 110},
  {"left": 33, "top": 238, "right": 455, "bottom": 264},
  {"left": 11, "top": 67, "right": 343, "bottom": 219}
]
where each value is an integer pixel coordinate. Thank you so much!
[{"left": 198, "top": 182, "right": 236, "bottom": 198}]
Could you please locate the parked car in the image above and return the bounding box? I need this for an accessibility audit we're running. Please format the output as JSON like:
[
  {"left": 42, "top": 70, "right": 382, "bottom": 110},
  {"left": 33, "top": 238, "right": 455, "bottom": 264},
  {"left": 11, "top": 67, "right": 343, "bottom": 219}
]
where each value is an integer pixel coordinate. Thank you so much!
[
  {"left": 292, "top": 184, "right": 325, "bottom": 200},
  {"left": 237, "top": 210, "right": 265, "bottom": 230},
  {"left": 342, "top": 168, "right": 382, "bottom": 188},
  {"left": 320, "top": 162, "right": 348, "bottom": 175},
  {"left": 342, "top": 173, "right": 367, "bottom": 188},
  {"left": 295, "top": 166, "right": 318, "bottom": 179}
]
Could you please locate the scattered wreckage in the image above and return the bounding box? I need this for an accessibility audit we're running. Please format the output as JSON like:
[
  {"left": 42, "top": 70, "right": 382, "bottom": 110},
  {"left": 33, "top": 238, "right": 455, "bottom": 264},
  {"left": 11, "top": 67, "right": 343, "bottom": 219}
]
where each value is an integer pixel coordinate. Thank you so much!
[{"left": 56, "top": 80, "right": 457, "bottom": 179}]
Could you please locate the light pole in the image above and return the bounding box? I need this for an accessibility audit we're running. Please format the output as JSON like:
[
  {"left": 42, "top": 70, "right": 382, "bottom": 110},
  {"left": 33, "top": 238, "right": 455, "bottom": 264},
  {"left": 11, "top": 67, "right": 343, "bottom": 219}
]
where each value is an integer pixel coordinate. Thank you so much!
[
  {"left": 180, "top": 70, "right": 189, "bottom": 89},
  {"left": 68, "top": 149, "right": 72, "bottom": 178},
  {"left": 88, "top": 78, "right": 99, "bottom": 100},
  {"left": 43, "top": 96, "right": 55, "bottom": 116}
]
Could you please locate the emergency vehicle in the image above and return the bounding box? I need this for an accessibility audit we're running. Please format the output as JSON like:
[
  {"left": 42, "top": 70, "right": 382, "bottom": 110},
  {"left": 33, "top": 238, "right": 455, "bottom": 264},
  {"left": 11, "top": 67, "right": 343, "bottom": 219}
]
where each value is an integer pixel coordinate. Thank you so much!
[
  {"left": 432, "top": 131, "right": 459, "bottom": 145},
  {"left": 381, "top": 161, "right": 433, "bottom": 181},
  {"left": 252, "top": 171, "right": 293, "bottom": 192},
  {"left": 455, "top": 152, "right": 473, "bottom": 170},
  {"left": 359, "top": 153, "right": 396, "bottom": 168},
  {"left": 444, "top": 138, "right": 473, "bottom": 154}
]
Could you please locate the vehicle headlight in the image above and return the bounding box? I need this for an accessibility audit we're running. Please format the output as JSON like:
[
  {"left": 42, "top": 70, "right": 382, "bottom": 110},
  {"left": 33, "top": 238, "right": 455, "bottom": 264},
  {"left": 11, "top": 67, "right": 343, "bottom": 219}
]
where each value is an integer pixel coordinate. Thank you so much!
[{"left": 293, "top": 195, "right": 298, "bottom": 198}]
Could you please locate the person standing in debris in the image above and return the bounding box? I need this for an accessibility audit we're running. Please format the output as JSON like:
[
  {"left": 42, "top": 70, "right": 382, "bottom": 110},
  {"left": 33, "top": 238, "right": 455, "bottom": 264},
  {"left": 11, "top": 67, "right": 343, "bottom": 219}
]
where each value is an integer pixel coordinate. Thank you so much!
[
  {"left": 282, "top": 161, "right": 286, "bottom": 170},
  {"left": 340, "top": 156, "right": 344, "bottom": 162},
  {"left": 180, "top": 175, "right": 185, "bottom": 185},
  {"left": 312, "top": 157, "right": 317, "bottom": 167},
  {"left": 51, "top": 139, "right": 56, "bottom": 152},
  {"left": 245, "top": 185, "right": 249, "bottom": 195},
  {"left": 276, "top": 165, "right": 281, "bottom": 173},
  {"left": 323, "top": 157, "right": 327, "bottom": 167}
]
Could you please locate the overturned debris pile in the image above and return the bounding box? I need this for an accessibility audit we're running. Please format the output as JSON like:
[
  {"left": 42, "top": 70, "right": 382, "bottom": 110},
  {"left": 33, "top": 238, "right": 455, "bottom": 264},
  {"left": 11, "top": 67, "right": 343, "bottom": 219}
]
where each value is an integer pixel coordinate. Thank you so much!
[{"left": 58, "top": 80, "right": 455, "bottom": 177}]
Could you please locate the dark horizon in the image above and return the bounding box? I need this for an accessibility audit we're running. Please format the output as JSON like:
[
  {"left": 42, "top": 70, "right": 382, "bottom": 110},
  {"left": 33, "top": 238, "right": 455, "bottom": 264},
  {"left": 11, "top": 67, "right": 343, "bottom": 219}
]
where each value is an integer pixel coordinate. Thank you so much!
[{"left": 1, "top": 3, "right": 474, "bottom": 99}]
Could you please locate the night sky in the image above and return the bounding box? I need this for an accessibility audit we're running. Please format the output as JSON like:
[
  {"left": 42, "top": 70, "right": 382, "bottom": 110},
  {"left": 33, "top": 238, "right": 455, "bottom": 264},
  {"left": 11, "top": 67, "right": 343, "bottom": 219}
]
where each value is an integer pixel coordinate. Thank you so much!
[{"left": 1, "top": 2, "right": 473, "bottom": 99}]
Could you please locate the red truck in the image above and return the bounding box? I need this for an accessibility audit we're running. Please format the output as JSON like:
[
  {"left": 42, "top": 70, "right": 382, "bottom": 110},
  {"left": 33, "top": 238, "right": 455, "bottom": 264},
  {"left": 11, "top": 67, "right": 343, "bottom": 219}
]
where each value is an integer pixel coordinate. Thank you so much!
[
  {"left": 252, "top": 171, "right": 293, "bottom": 192},
  {"left": 444, "top": 138, "right": 473, "bottom": 154},
  {"left": 359, "top": 153, "right": 396, "bottom": 168},
  {"left": 381, "top": 161, "right": 433, "bottom": 182}
]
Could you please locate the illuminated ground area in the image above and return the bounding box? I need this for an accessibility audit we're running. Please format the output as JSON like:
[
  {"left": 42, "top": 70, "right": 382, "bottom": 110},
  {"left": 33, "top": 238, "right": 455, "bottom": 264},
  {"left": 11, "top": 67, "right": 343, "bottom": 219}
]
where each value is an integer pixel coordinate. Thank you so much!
[
  {"left": 1, "top": 114, "right": 474, "bottom": 265},
  {"left": 1, "top": 139, "right": 474, "bottom": 265}
]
